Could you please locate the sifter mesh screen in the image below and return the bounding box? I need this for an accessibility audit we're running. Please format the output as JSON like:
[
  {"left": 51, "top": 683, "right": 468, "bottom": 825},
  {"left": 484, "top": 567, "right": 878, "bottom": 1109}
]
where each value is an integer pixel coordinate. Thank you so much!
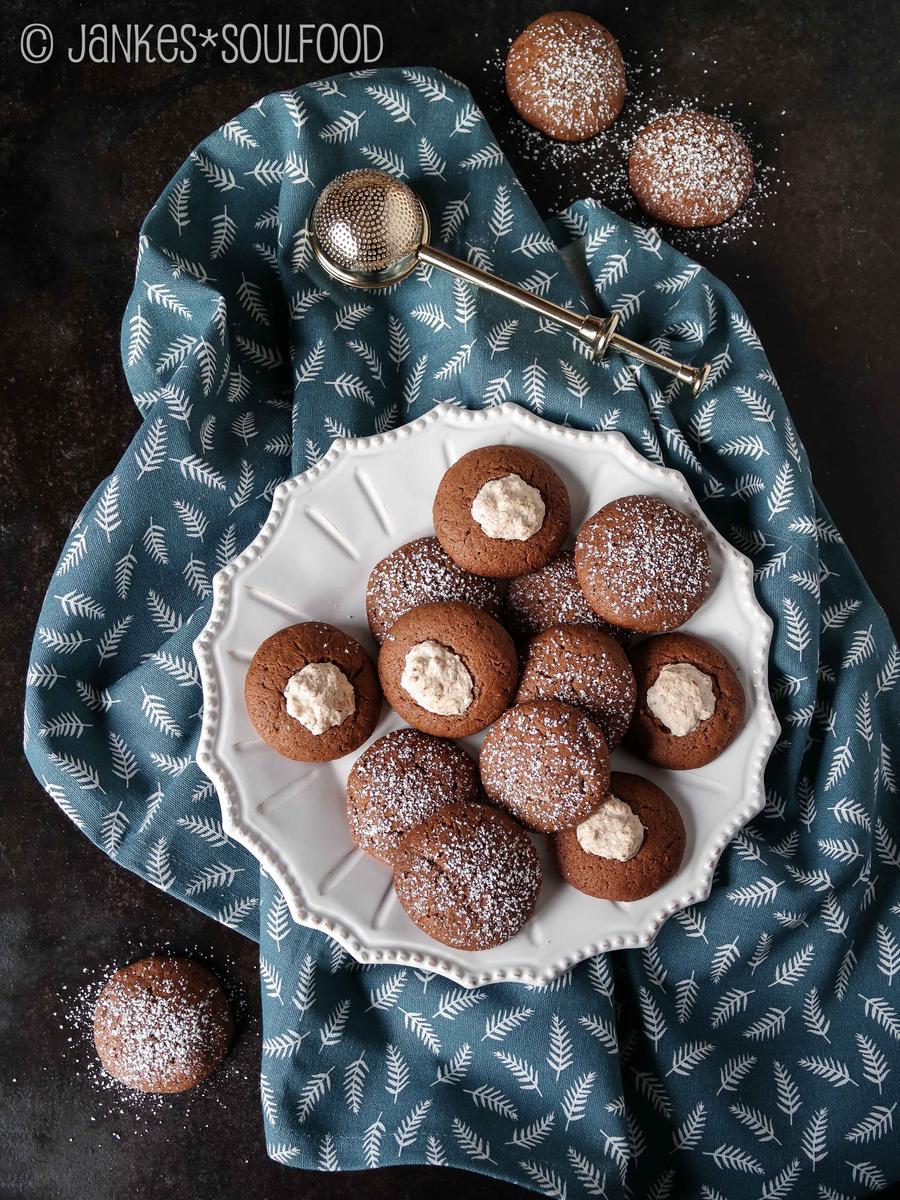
[{"left": 311, "top": 169, "right": 424, "bottom": 275}]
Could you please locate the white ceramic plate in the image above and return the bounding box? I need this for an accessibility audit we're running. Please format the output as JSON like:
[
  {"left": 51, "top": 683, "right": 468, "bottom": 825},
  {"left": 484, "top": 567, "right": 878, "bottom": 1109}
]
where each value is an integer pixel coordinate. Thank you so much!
[{"left": 194, "top": 403, "right": 779, "bottom": 987}]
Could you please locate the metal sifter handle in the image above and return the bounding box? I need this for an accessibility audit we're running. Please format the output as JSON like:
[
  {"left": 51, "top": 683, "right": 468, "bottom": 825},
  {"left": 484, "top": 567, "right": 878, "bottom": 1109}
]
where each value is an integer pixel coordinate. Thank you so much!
[
  {"left": 310, "top": 169, "right": 711, "bottom": 397},
  {"left": 420, "top": 245, "right": 710, "bottom": 396}
]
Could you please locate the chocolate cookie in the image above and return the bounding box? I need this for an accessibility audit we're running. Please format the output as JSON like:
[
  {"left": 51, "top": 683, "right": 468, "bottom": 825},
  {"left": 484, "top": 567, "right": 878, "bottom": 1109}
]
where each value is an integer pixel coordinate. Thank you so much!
[
  {"left": 92, "top": 957, "right": 233, "bottom": 1093},
  {"left": 555, "top": 772, "right": 686, "bottom": 901},
  {"left": 366, "top": 536, "right": 507, "bottom": 643},
  {"left": 433, "top": 445, "right": 570, "bottom": 579},
  {"left": 628, "top": 111, "right": 754, "bottom": 228},
  {"left": 378, "top": 600, "right": 518, "bottom": 737},
  {"left": 516, "top": 625, "right": 636, "bottom": 747},
  {"left": 505, "top": 549, "right": 625, "bottom": 644},
  {"left": 393, "top": 802, "right": 542, "bottom": 950},
  {"left": 575, "top": 495, "right": 711, "bottom": 633},
  {"left": 505, "top": 11, "right": 626, "bottom": 142},
  {"left": 245, "top": 622, "right": 380, "bottom": 762},
  {"left": 479, "top": 699, "right": 610, "bottom": 833},
  {"left": 346, "top": 728, "right": 480, "bottom": 864},
  {"left": 625, "top": 632, "right": 745, "bottom": 769}
]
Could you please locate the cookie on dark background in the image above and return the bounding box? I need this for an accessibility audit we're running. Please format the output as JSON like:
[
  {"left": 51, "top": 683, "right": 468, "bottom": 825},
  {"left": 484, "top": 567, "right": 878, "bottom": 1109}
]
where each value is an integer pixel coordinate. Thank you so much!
[
  {"left": 393, "top": 801, "right": 542, "bottom": 950},
  {"left": 92, "top": 957, "right": 233, "bottom": 1094},
  {"left": 555, "top": 772, "right": 686, "bottom": 901},
  {"left": 505, "top": 11, "right": 627, "bottom": 142},
  {"left": 346, "top": 727, "right": 480, "bottom": 863},
  {"left": 244, "top": 622, "right": 380, "bottom": 762},
  {"left": 625, "top": 631, "right": 745, "bottom": 768},
  {"left": 366, "top": 536, "right": 507, "bottom": 643},
  {"left": 433, "top": 445, "right": 570, "bottom": 579},
  {"left": 480, "top": 699, "right": 610, "bottom": 833},
  {"left": 378, "top": 600, "right": 518, "bottom": 737},
  {"left": 575, "top": 495, "right": 711, "bottom": 633},
  {"left": 516, "top": 624, "right": 636, "bottom": 746},
  {"left": 628, "top": 110, "right": 754, "bottom": 228}
]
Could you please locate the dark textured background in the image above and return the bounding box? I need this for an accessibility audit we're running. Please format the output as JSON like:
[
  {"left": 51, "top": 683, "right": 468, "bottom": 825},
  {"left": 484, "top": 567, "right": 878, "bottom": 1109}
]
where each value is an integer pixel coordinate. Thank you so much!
[{"left": 2, "top": 2, "right": 897, "bottom": 1197}]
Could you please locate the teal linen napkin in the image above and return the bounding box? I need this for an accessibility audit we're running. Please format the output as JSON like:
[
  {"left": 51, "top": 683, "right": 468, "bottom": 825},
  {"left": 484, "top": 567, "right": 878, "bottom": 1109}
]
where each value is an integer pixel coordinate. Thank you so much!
[{"left": 25, "top": 69, "right": 900, "bottom": 1197}]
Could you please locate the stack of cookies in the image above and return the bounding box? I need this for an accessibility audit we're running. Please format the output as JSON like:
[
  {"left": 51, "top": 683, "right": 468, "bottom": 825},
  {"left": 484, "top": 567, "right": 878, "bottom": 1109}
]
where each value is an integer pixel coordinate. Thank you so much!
[{"left": 245, "top": 445, "right": 746, "bottom": 952}]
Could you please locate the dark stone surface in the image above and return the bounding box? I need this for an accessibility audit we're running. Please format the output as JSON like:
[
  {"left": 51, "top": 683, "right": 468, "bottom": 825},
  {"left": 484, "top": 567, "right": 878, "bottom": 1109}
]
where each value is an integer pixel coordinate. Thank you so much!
[{"left": 1, "top": 1, "right": 897, "bottom": 1197}]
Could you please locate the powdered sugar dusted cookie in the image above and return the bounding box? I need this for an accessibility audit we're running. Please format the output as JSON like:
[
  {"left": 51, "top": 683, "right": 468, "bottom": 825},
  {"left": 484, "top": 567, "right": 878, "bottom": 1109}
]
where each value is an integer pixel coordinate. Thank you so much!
[
  {"left": 433, "top": 445, "right": 570, "bottom": 579},
  {"left": 574, "top": 495, "right": 711, "bottom": 633},
  {"left": 480, "top": 699, "right": 610, "bottom": 832},
  {"left": 505, "top": 11, "right": 626, "bottom": 142},
  {"left": 92, "top": 957, "right": 233, "bottom": 1093},
  {"left": 366, "top": 536, "right": 506, "bottom": 643},
  {"left": 629, "top": 111, "right": 754, "bottom": 228},
  {"left": 346, "top": 728, "right": 480, "bottom": 863},
  {"left": 393, "top": 802, "right": 542, "bottom": 950},
  {"left": 625, "top": 631, "right": 745, "bottom": 768},
  {"left": 516, "top": 625, "right": 636, "bottom": 746}
]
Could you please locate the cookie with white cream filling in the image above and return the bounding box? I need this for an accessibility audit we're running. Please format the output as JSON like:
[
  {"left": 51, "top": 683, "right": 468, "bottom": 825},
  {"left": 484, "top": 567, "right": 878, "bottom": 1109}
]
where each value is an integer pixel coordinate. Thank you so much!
[
  {"left": 625, "top": 632, "right": 745, "bottom": 769},
  {"left": 555, "top": 772, "right": 685, "bottom": 901}
]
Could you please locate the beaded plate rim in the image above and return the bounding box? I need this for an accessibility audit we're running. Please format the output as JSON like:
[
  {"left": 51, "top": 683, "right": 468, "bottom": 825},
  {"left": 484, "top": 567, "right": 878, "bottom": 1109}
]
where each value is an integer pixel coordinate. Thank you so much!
[{"left": 194, "top": 402, "right": 780, "bottom": 987}]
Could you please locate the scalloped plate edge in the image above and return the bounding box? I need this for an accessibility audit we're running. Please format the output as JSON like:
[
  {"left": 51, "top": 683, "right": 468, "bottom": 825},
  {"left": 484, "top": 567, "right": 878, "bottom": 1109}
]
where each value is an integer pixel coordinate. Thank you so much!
[{"left": 193, "top": 402, "right": 780, "bottom": 987}]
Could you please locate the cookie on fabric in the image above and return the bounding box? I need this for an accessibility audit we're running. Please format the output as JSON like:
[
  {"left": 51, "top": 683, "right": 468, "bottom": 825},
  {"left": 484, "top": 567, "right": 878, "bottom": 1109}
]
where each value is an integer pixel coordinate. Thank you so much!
[
  {"left": 516, "top": 625, "right": 636, "bottom": 747},
  {"left": 346, "top": 727, "right": 480, "bottom": 864},
  {"left": 378, "top": 600, "right": 518, "bottom": 737},
  {"left": 393, "top": 802, "right": 542, "bottom": 950},
  {"left": 574, "top": 495, "right": 711, "bottom": 633},
  {"left": 628, "top": 111, "right": 754, "bottom": 228},
  {"left": 366, "top": 536, "right": 507, "bottom": 644},
  {"left": 479, "top": 699, "right": 610, "bottom": 832},
  {"left": 92, "top": 957, "right": 233, "bottom": 1093},
  {"left": 244, "top": 622, "right": 381, "bottom": 761},
  {"left": 554, "top": 772, "right": 686, "bottom": 901},
  {"left": 433, "top": 445, "right": 570, "bottom": 579},
  {"left": 504, "top": 549, "right": 626, "bottom": 644},
  {"left": 505, "top": 11, "right": 626, "bottom": 142},
  {"left": 625, "top": 631, "right": 745, "bottom": 768}
]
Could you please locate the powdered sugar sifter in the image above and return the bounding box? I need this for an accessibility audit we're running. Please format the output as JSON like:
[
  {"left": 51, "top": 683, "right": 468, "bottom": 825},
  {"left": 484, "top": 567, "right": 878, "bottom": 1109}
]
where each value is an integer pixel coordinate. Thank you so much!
[{"left": 310, "top": 169, "right": 710, "bottom": 396}]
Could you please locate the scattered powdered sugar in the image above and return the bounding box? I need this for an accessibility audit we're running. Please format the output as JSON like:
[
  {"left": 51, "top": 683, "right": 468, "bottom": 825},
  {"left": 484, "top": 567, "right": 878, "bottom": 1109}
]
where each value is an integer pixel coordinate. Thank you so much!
[
  {"left": 481, "top": 41, "right": 785, "bottom": 251},
  {"left": 396, "top": 805, "right": 541, "bottom": 948},
  {"left": 578, "top": 496, "right": 710, "bottom": 626},
  {"left": 51, "top": 943, "right": 253, "bottom": 1141}
]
